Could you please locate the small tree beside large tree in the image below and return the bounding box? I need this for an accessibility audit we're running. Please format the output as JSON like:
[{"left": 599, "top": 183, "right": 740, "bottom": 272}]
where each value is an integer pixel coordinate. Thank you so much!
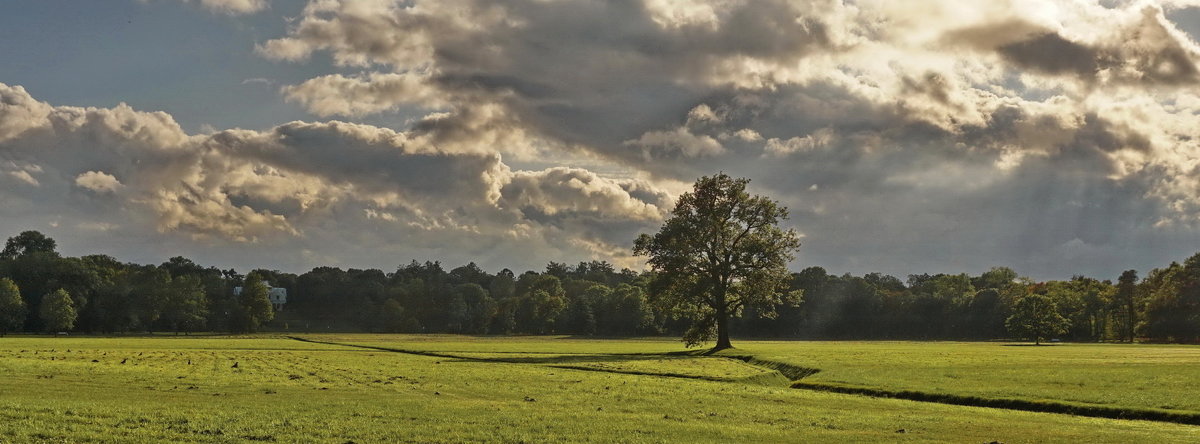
[{"left": 634, "top": 173, "right": 801, "bottom": 350}]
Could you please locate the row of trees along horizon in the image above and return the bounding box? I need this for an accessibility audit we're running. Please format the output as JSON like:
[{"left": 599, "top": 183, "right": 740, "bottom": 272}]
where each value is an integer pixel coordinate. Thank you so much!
[
  {"left": 2, "top": 229, "right": 1200, "bottom": 343},
  {"left": 1, "top": 173, "right": 1198, "bottom": 346}
]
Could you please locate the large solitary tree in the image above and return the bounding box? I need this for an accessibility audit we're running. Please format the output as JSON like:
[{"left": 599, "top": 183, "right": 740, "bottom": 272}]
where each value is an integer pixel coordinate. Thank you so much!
[
  {"left": 1006, "top": 293, "right": 1069, "bottom": 345},
  {"left": 634, "top": 173, "right": 801, "bottom": 350}
]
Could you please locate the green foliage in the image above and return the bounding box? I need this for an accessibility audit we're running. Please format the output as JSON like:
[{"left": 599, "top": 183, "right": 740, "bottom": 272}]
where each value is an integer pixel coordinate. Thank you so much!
[
  {"left": 517, "top": 290, "right": 566, "bottom": 334},
  {"left": 4, "top": 225, "right": 1200, "bottom": 343},
  {"left": 561, "top": 284, "right": 600, "bottom": 335},
  {"left": 1113, "top": 269, "right": 1138, "bottom": 342},
  {"left": 602, "top": 283, "right": 655, "bottom": 335},
  {"left": 1006, "top": 294, "right": 1070, "bottom": 344},
  {"left": 974, "top": 267, "right": 1018, "bottom": 290},
  {"left": 456, "top": 283, "right": 497, "bottom": 334},
  {"left": 0, "top": 278, "right": 25, "bottom": 334},
  {"left": 233, "top": 273, "right": 274, "bottom": 333},
  {"left": 511, "top": 274, "right": 566, "bottom": 334},
  {"left": 375, "top": 298, "right": 419, "bottom": 333},
  {"left": 492, "top": 298, "right": 518, "bottom": 334},
  {"left": 634, "top": 173, "right": 801, "bottom": 349},
  {"left": 38, "top": 288, "right": 76, "bottom": 332},
  {"left": 160, "top": 275, "right": 209, "bottom": 333},
  {"left": 131, "top": 267, "right": 169, "bottom": 330},
  {"left": 487, "top": 269, "right": 516, "bottom": 300},
  {"left": 1, "top": 251, "right": 98, "bottom": 330},
  {"left": 1141, "top": 254, "right": 1200, "bottom": 342},
  {"left": 1, "top": 230, "right": 57, "bottom": 259}
]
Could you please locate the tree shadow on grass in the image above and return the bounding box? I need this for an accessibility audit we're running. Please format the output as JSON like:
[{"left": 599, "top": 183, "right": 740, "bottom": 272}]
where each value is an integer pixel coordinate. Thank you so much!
[
  {"left": 1001, "top": 343, "right": 1060, "bottom": 347},
  {"left": 446, "top": 353, "right": 698, "bottom": 365},
  {"left": 290, "top": 336, "right": 797, "bottom": 383}
]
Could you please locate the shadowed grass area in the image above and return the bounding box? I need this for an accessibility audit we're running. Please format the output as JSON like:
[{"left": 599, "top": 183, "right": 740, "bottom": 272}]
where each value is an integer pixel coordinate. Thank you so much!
[{"left": 293, "top": 335, "right": 777, "bottom": 382}]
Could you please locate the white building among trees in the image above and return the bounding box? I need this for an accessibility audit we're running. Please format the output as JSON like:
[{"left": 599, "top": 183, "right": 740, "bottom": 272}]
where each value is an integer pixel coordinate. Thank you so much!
[{"left": 233, "top": 283, "right": 288, "bottom": 311}]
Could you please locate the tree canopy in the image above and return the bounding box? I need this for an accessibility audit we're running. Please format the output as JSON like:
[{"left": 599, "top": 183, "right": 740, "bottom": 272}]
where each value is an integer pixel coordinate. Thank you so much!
[
  {"left": 233, "top": 273, "right": 274, "bottom": 333},
  {"left": 635, "top": 173, "right": 801, "bottom": 349},
  {"left": 1006, "top": 294, "right": 1070, "bottom": 345},
  {"left": 0, "top": 278, "right": 25, "bottom": 335},
  {"left": 1, "top": 230, "right": 57, "bottom": 259},
  {"left": 5, "top": 229, "right": 1200, "bottom": 344},
  {"left": 39, "top": 288, "right": 77, "bottom": 333}
]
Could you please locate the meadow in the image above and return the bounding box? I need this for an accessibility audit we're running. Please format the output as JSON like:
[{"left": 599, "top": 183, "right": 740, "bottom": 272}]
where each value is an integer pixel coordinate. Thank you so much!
[
  {"left": 730, "top": 341, "right": 1200, "bottom": 412},
  {"left": 1, "top": 335, "right": 1199, "bottom": 443}
]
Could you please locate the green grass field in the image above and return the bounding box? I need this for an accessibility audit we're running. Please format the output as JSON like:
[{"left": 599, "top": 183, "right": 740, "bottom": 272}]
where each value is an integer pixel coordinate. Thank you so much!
[
  {"left": 723, "top": 341, "right": 1200, "bottom": 412},
  {"left": 1, "top": 335, "right": 1199, "bottom": 443}
]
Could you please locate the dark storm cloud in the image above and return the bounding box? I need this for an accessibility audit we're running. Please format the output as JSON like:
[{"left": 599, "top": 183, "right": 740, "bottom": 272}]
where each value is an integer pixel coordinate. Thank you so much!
[
  {"left": 262, "top": 0, "right": 843, "bottom": 155},
  {"left": 950, "top": 7, "right": 1200, "bottom": 87},
  {"left": 998, "top": 32, "right": 1107, "bottom": 77},
  {"left": 253, "top": 0, "right": 1200, "bottom": 279}
]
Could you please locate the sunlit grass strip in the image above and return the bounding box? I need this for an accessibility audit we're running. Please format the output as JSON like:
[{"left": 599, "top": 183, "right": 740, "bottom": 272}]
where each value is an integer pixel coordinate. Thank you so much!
[{"left": 791, "top": 380, "right": 1200, "bottom": 425}]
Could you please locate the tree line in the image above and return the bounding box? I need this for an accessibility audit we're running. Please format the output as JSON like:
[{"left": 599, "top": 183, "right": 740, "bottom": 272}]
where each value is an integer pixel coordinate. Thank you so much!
[{"left": 1, "top": 230, "right": 1200, "bottom": 342}]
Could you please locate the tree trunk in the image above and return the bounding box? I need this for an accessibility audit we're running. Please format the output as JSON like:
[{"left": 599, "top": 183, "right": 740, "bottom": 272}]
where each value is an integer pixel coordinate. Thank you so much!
[
  {"left": 1127, "top": 301, "right": 1136, "bottom": 343},
  {"left": 714, "top": 303, "right": 732, "bottom": 350}
]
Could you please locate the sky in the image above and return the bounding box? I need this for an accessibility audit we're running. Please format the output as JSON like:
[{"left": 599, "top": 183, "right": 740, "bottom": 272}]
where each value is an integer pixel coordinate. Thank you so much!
[{"left": 2, "top": 0, "right": 1200, "bottom": 280}]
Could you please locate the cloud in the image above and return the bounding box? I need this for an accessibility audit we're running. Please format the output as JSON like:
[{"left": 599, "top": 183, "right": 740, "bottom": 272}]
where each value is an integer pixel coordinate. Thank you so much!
[
  {"left": 622, "top": 127, "right": 726, "bottom": 159},
  {"left": 0, "top": 84, "right": 52, "bottom": 143},
  {"left": 281, "top": 72, "right": 445, "bottom": 117},
  {"left": 0, "top": 82, "right": 669, "bottom": 270},
  {"left": 241, "top": 78, "right": 273, "bottom": 86},
  {"left": 18, "top": 0, "right": 1200, "bottom": 278},
  {"left": 500, "top": 167, "right": 668, "bottom": 222},
  {"left": 948, "top": 7, "right": 1200, "bottom": 87},
  {"left": 764, "top": 129, "right": 836, "bottom": 157},
  {"left": 166, "top": 0, "right": 268, "bottom": 15},
  {"left": 74, "top": 171, "right": 123, "bottom": 193},
  {"left": 8, "top": 170, "right": 39, "bottom": 187}
]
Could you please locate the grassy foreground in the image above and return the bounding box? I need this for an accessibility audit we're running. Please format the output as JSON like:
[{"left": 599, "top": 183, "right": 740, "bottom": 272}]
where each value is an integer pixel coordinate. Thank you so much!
[
  {"left": 0, "top": 335, "right": 1197, "bottom": 443},
  {"left": 725, "top": 341, "right": 1200, "bottom": 412}
]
